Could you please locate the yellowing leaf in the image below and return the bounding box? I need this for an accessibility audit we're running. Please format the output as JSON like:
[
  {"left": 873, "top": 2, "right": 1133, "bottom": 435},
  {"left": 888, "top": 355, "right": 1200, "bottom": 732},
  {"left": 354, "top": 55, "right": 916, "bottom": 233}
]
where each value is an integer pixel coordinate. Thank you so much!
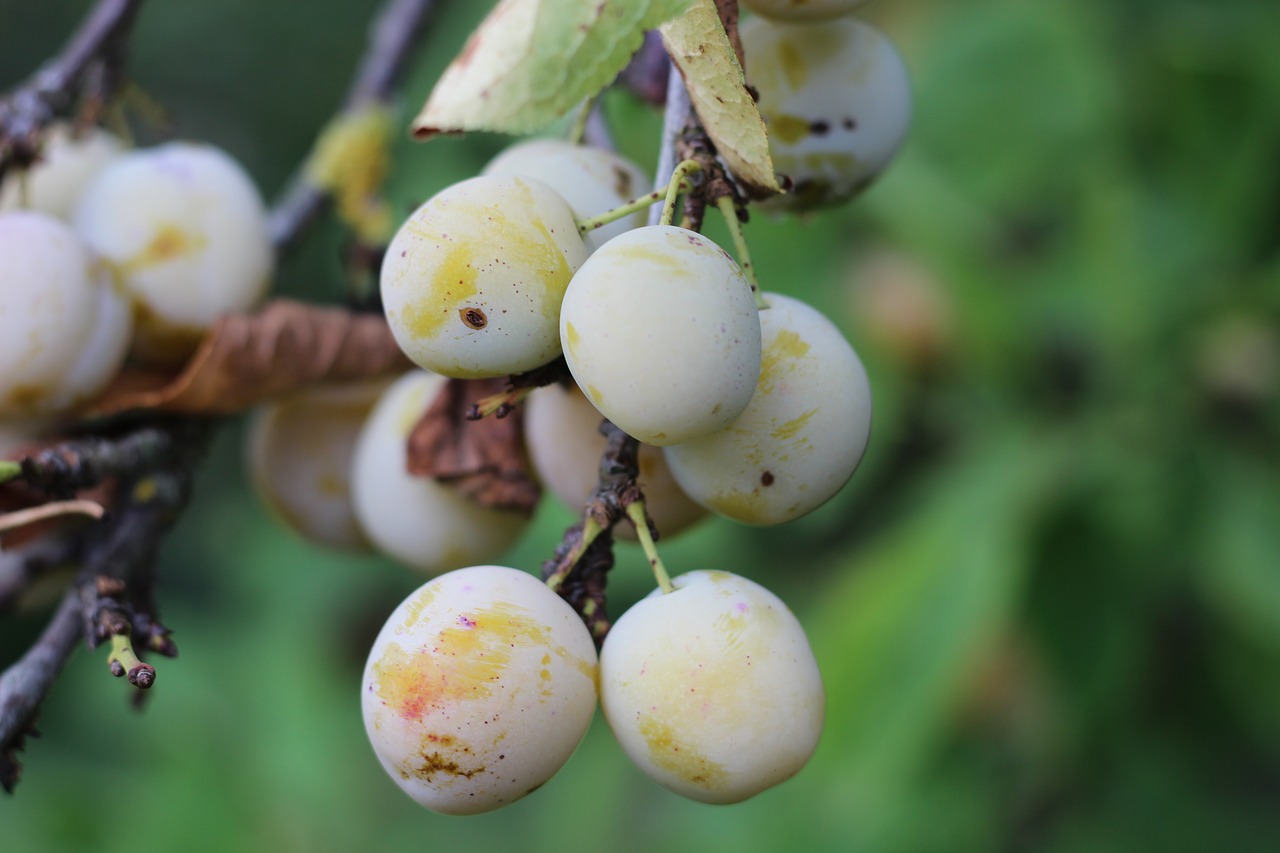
[
  {"left": 660, "top": 0, "right": 780, "bottom": 198},
  {"left": 412, "top": 0, "right": 696, "bottom": 139}
]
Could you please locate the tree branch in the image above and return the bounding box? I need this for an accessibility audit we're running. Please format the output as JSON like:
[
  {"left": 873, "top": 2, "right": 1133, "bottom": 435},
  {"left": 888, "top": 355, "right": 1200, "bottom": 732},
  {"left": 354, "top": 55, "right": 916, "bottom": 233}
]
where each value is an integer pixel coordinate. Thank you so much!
[
  {"left": 269, "top": 0, "right": 439, "bottom": 252},
  {"left": 0, "top": 589, "right": 83, "bottom": 792},
  {"left": 542, "top": 421, "right": 644, "bottom": 643},
  {"left": 10, "top": 425, "right": 190, "bottom": 499},
  {"left": 0, "top": 420, "right": 208, "bottom": 792},
  {"left": 0, "top": 0, "right": 146, "bottom": 182},
  {"left": 648, "top": 63, "right": 693, "bottom": 227}
]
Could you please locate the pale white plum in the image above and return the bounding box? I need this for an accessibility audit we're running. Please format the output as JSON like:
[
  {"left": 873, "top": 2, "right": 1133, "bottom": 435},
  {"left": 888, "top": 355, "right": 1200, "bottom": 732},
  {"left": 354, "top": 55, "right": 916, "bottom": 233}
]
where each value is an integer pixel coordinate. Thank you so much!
[
  {"left": 381, "top": 175, "right": 589, "bottom": 379},
  {"left": 665, "top": 293, "right": 871, "bottom": 525},
  {"left": 559, "top": 226, "right": 762, "bottom": 446},
  {"left": 599, "top": 570, "right": 824, "bottom": 804},
  {"left": 482, "top": 139, "right": 649, "bottom": 252},
  {"left": 247, "top": 379, "right": 391, "bottom": 552},
  {"left": 0, "top": 123, "right": 124, "bottom": 219},
  {"left": 73, "top": 141, "right": 274, "bottom": 363},
  {"left": 743, "top": 16, "right": 912, "bottom": 210},
  {"left": 362, "top": 565, "right": 598, "bottom": 815},
  {"left": 0, "top": 212, "right": 132, "bottom": 419},
  {"left": 741, "top": 0, "right": 870, "bottom": 22},
  {"left": 523, "top": 383, "right": 706, "bottom": 539},
  {"left": 351, "top": 371, "right": 527, "bottom": 573}
]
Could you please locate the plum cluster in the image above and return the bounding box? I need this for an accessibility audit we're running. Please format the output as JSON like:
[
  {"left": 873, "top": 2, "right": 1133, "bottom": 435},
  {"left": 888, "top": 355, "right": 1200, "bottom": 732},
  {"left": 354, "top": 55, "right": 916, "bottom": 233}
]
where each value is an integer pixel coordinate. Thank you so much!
[
  {"left": 0, "top": 128, "right": 273, "bottom": 425},
  {"left": 362, "top": 564, "right": 823, "bottom": 813}
]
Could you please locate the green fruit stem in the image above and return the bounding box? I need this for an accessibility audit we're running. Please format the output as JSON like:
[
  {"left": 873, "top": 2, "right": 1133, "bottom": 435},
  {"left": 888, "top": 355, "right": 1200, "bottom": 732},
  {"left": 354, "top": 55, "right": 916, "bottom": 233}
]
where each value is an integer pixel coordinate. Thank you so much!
[
  {"left": 576, "top": 188, "right": 667, "bottom": 236},
  {"left": 625, "top": 501, "right": 675, "bottom": 594},
  {"left": 715, "top": 195, "right": 769, "bottom": 311},
  {"left": 574, "top": 158, "right": 703, "bottom": 236},
  {"left": 545, "top": 515, "right": 605, "bottom": 593},
  {"left": 566, "top": 94, "right": 597, "bottom": 146},
  {"left": 658, "top": 159, "right": 703, "bottom": 228}
]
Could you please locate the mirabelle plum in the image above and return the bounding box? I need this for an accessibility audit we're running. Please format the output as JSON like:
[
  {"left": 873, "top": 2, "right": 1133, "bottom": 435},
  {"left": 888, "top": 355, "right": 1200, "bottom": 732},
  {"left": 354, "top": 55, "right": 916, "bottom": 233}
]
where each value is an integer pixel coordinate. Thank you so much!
[
  {"left": 362, "top": 565, "right": 598, "bottom": 814},
  {"left": 599, "top": 570, "right": 824, "bottom": 803}
]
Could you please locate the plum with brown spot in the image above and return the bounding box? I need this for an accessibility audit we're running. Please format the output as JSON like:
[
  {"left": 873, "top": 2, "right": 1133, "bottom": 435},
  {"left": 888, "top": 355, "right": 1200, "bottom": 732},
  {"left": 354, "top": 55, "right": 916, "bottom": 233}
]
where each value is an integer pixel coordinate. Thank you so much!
[{"left": 362, "top": 565, "right": 598, "bottom": 815}]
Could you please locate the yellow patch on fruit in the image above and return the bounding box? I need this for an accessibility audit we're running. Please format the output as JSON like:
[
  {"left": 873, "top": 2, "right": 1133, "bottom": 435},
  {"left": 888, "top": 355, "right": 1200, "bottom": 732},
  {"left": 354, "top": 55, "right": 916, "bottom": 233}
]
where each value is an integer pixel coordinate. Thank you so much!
[
  {"left": 767, "top": 114, "right": 812, "bottom": 146},
  {"left": 772, "top": 407, "right": 817, "bottom": 441},
  {"left": 638, "top": 713, "right": 727, "bottom": 791},
  {"left": 758, "top": 328, "right": 811, "bottom": 393},
  {"left": 119, "top": 223, "right": 206, "bottom": 272}
]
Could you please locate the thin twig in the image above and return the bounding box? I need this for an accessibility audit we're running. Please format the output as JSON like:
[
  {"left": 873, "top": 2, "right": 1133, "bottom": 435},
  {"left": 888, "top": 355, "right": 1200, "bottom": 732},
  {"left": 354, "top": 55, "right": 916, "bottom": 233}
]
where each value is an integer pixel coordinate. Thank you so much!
[
  {"left": 0, "top": 421, "right": 208, "bottom": 792},
  {"left": 0, "top": 0, "right": 145, "bottom": 182},
  {"left": 648, "top": 63, "right": 692, "bottom": 227},
  {"left": 542, "top": 421, "right": 645, "bottom": 643},
  {"left": 0, "top": 589, "right": 83, "bottom": 792},
  {"left": 12, "top": 425, "right": 188, "bottom": 498},
  {"left": 269, "top": 0, "right": 438, "bottom": 251}
]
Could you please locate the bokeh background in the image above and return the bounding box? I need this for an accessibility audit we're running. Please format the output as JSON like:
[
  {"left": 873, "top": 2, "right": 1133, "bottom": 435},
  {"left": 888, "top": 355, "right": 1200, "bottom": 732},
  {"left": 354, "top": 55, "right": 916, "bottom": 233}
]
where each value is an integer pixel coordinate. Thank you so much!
[{"left": 3, "top": 0, "right": 1279, "bottom": 850}]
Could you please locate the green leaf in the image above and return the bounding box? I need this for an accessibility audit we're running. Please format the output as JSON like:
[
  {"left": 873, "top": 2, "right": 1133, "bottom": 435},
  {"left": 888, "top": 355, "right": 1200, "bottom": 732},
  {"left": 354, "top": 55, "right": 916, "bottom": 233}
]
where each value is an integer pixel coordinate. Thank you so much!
[
  {"left": 659, "top": 0, "right": 780, "bottom": 197},
  {"left": 411, "top": 0, "right": 695, "bottom": 139},
  {"left": 799, "top": 429, "right": 1062, "bottom": 831},
  {"left": 1196, "top": 454, "right": 1280, "bottom": 653}
]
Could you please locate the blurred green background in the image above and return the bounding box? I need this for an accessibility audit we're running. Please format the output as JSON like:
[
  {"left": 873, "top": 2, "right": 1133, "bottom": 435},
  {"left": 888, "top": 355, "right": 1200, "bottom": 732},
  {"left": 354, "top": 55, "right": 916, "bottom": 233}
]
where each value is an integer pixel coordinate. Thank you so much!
[{"left": 3, "top": 0, "right": 1280, "bottom": 850}]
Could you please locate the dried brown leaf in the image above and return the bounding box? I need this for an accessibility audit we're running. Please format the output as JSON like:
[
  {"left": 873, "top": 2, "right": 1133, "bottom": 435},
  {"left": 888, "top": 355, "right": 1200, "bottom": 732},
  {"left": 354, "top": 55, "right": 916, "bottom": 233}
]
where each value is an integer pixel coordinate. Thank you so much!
[
  {"left": 85, "top": 300, "right": 413, "bottom": 418},
  {"left": 407, "top": 378, "right": 541, "bottom": 515}
]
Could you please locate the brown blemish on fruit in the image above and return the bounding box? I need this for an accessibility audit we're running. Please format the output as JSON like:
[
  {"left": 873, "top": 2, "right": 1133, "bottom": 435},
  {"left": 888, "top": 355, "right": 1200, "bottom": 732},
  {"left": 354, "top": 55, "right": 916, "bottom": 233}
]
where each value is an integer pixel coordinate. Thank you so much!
[
  {"left": 423, "top": 733, "right": 457, "bottom": 747},
  {"left": 761, "top": 471, "right": 775, "bottom": 486},
  {"left": 406, "top": 749, "right": 484, "bottom": 782},
  {"left": 611, "top": 165, "right": 634, "bottom": 199},
  {"left": 460, "top": 307, "right": 487, "bottom": 329},
  {"left": 398, "top": 238, "right": 479, "bottom": 340},
  {"left": 638, "top": 714, "right": 726, "bottom": 790}
]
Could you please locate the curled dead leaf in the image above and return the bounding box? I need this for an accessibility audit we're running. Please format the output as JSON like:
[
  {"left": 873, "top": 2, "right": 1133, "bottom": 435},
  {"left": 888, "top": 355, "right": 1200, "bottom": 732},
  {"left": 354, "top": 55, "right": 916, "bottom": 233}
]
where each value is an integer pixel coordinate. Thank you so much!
[
  {"left": 85, "top": 300, "right": 413, "bottom": 418},
  {"left": 407, "top": 377, "right": 541, "bottom": 515}
]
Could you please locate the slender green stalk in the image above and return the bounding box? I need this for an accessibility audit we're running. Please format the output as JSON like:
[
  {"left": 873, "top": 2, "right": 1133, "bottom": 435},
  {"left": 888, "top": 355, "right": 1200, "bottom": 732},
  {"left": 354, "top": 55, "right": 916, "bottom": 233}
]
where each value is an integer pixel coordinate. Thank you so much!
[
  {"left": 659, "top": 159, "right": 703, "bottom": 228},
  {"left": 545, "top": 516, "right": 604, "bottom": 592},
  {"left": 576, "top": 158, "right": 704, "bottom": 235},
  {"left": 576, "top": 188, "right": 666, "bottom": 236},
  {"left": 626, "top": 501, "right": 674, "bottom": 594},
  {"left": 715, "top": 195, "right": 769, "bottom": 310},
  {"left": 567, "top": 95, "right": 596, "bottom": 145}
]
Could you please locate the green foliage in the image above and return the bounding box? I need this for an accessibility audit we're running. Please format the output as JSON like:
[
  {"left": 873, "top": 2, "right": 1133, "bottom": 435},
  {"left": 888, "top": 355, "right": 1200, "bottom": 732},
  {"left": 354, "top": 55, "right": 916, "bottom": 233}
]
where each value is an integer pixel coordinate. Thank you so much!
[
  {"left": 3, "top": 0, "right": 1280, "bottom": 849},
  {"left": 412, "top": 0, "right": 694, "bottom": 137}
]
